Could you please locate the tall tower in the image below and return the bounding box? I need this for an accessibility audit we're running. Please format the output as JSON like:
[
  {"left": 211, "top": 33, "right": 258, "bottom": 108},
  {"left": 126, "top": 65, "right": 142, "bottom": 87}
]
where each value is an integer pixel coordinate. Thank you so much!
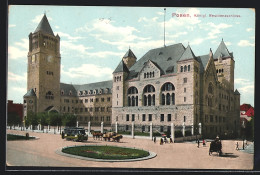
[
  {"left": 213, "top": 39, "right": 235, "bottom": 91},
  {"left": 26, "top": 14, "right": 61, "bottom": 113}
]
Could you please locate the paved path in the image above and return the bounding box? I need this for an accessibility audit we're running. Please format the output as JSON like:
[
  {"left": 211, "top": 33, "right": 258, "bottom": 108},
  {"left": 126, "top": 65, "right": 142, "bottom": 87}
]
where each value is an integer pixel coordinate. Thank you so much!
[{"left": 6, "top": 130, "right": 253, "bottom": 169}]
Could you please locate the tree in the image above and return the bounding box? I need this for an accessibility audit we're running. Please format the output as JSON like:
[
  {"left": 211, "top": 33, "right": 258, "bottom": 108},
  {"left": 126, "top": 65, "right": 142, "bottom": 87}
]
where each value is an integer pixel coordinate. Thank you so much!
[
  {"left": 7, "top": 112, "right": 21, "bottom": 129},
  {"left": 37, "top": 112, "right": 48, "bottom": 131},
  {"left": 25, "top": 111, "right": 38, "bottom": 130},
  {"left": 62, "top": 114, "right": 77, "bottom": 127},
  {"left": 245, "top": 117, "right": 254, "bottom": 141}
]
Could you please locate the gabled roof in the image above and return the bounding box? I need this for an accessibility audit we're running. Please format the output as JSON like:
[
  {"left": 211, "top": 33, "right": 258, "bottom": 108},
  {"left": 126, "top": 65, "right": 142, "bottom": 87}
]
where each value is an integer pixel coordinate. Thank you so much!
[
  {"left": 34, "top": 14, "right": 54, "bottom": 36},
  {"left": 127, "top": 43, "right": 185, "bottom": 79},
  {"left": 245, "top": 107, "right": 254, "bottom": 117},
  {"left": 113, "top": 60, "right": 129, "bottom": 73},
  {"left": 178, "top": 45, "right": 197, "bottom": 61},
  {"left": 197, "top": 54, "right": 210, "bottom": 74},
  {"left": 213, "top": 39, "right": 232, "bottom": 59},
  {"left": 23, "top": 89, "right": 36, "bottom": 97},
  {"left": 123, "top": 49, "right": 137, "bottom": 59}
]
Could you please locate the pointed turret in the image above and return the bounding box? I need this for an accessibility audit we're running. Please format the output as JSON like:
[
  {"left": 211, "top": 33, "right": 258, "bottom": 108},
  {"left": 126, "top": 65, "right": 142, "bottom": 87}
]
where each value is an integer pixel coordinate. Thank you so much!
[
  {"left": 213, "top": 39, "right": 232, "bottom": 59},
  {"left": 23, "top": 88, "right": 36, "bottom": 97},
  {"left": 234, "top": 89, "right": 240, "bottom": 95},
  {"left": 122, "top": 48, "right": 137, "bottom": 69},
  {"left": 178, "top": 45, "right": 196, "bottom": 61},
  {"left": 34, "top": 14, "right": 54, "bottom": 36}
]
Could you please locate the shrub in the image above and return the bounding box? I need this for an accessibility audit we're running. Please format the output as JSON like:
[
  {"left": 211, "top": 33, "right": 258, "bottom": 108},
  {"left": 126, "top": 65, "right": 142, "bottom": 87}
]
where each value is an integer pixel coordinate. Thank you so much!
[{"left": 153, "top": 132, "right": 162, "bottom": 137}]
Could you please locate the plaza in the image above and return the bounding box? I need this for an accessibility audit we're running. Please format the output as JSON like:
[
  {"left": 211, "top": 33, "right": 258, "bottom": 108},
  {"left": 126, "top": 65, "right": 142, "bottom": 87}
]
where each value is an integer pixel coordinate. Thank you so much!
[{"left": 6, "top": 129, "right": 253, "bottom": 169}]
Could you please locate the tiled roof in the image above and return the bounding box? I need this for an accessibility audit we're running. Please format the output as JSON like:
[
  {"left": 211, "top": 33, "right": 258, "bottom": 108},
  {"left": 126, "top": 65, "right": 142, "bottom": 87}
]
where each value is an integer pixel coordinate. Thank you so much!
[
  {"left": 123, "top": 49, "right": 137, "bottom": 59},
  {"left": 34, "top": 14, "right": 54, "bottom": 36},
  {"left": 178, "top": 45, "right": 197, "bottom": 61},
  {"left": 127, "top": 43, "right": 185, "bottom": 79},
  {"left": 197, "top": 54, "right": 210, "bottom": 73},
  {"left": 60, "top": 80, "right": 112, "bottom": 96},
  {"left": 113, "top": 60, "right": 129, "bottom": 73},
  {"left": 23, "top": 89, "right": 36, "bottom": 97},
  {"left": 213, "top": 39, "right": 232, "bottom": 59}
]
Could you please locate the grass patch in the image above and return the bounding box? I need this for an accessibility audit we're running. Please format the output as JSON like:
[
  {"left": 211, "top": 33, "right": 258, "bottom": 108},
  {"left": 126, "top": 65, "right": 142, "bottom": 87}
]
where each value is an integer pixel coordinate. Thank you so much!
[
  {"left": 7, "top": 134, "right": 35, "bottom": 141},
  {"left": 62, "top": 145, "right": 149, "bottom": 160}
]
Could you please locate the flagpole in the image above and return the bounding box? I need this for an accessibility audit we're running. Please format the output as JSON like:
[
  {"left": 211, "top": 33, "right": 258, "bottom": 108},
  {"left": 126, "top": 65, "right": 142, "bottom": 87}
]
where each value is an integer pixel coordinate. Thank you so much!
[{"left": 164, "top": 8, "right": 166, "bottom": 47}]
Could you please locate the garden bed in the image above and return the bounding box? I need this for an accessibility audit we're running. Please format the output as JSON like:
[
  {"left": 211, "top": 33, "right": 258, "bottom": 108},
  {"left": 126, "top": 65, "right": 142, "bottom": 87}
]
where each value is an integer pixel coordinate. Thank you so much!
[
  {"left": 7, "top": 134, "right": 35, "bottom": 141},
  {"left": 61, "top": 145, "right": 150, "bottom": 160}
]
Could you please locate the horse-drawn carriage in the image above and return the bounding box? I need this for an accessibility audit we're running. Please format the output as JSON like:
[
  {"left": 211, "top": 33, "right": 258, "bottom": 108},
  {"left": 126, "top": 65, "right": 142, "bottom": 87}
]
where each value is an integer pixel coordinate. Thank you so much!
[
  {"left": 102, "top": 132, "right": 123, "bottom": 142},
  {"left": 209, "top": 137, "right": 222, "bottom": 156}
]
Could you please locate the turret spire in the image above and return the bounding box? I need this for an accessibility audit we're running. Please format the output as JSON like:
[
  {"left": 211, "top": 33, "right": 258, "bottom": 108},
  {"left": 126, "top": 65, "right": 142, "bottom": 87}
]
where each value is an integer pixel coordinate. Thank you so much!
[{"left": 34, "top": 14, "right": 54, "bottom": 36}]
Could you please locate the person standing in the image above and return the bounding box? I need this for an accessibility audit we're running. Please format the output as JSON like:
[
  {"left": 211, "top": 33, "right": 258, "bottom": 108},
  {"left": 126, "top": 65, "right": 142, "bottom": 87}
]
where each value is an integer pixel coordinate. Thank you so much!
[
  {"left": 197, "top": 139, "right": 200, "bottom": 148},
  {"left": 236, "top": 142, "right": 239, "bottom": 150},
  {"left": 154, "top": 136, "right": 156, "bottom": 143}
]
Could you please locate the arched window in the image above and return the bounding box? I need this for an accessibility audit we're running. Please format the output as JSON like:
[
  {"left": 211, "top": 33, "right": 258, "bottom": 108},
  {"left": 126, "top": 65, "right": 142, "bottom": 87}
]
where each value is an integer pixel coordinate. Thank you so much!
[
  {"left": 150, "top": 72, "right": 152, "bottom": 78},
  {"left": 147, "top": 72, "right": 149, "bottom": 78},
  {"left": 216, "top": 69, "right": 218, "bottom": 73},
  {"left": 143, "top": 85, "right": 156, "bottom": 106},
  {"left": 188, "top": 65, "right": 190, "bottom": 71},
  {"left": 166, "top": 93, "right": 171, "bottom": 105},
  {"left": 181, "top": 66, "right": 183, "bottom": 72},
  {"left": 184, "top": 65, "right": 187, "bottom": 72},
  {"left": 144, "top": 73, "right": 146, "bottom": 78},
  {"left": 161, "top": 82, "right": 175, "bottom": 105},
  {"left": 152, "top": 71, "right": 155, "bottom": 77},
  {"left": 127, "top": 87, "right": 138, "bottom": 107}
]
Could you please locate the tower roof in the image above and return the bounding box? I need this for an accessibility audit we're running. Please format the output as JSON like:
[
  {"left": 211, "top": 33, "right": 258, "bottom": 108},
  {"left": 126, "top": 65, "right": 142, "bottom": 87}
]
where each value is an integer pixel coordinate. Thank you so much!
[
  {"left": 213, "top": 39, "right": 232, "bottom": 59},
  {"left": 234, "top": 89, "right": 240, "bottom": 95},
  {"left": 123, "top": 49, "right": 137, "bottom": 59},
  {"left": 113, "top": 60, "right": 129, "bottom": 73},
  {"left": 34, "top": 14, "right": 54, "bottom": 36},
  {"left": 23, "top": 89, "right": 36, "bottom": 97},
  {"left": 178, "top": 45, "right": 196, "bottom": 61}
]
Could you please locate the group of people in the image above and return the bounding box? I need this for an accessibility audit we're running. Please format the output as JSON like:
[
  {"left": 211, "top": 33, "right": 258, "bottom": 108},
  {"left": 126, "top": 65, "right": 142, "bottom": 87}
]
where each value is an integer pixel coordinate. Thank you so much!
[
  {"left": 197, "top": 138, "right": 207, "bottom": 148},
  {"left": 153, "top": 136, "right": 173, "bottom": 145}
]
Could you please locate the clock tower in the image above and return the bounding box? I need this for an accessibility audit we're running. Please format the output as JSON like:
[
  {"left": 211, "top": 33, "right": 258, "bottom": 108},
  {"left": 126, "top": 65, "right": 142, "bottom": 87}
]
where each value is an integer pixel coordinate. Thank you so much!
[{"left": 25, "top": 14, "right": 61, "bottom": 114}]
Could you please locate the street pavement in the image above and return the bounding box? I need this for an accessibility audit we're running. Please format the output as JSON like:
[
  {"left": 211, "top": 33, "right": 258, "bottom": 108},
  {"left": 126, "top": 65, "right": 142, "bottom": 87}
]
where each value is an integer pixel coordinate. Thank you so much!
[{"left": 6, "top": 129, "right": 253, "bottom": 169}]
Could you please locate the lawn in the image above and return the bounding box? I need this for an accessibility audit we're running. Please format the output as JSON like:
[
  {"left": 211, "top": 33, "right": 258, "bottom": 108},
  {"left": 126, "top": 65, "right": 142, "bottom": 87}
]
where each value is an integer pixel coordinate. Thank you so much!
[
  {"left": 62, "top": 145, "right": 150, "bottom": 160},
  {"left": 7, "top": 134, "right": 35, "bottom": 141}
]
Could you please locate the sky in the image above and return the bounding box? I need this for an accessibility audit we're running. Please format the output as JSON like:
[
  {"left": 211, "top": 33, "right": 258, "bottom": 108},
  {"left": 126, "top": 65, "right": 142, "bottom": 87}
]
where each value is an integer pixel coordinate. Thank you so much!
[{"left": 8, "top": 6, "right": 255, "bottom": 106}]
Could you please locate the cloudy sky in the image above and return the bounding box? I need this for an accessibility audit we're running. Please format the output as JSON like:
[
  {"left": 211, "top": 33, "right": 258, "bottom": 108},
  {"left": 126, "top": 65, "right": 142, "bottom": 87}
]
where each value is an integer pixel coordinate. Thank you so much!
[{"left": 8, "top": 6, "right": 255, "bottom": 106}]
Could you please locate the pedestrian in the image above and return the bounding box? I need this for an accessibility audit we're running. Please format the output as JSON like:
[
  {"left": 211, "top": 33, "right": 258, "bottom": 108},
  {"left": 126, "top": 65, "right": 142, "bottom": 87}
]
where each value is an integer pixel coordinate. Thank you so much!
[
  {"left": 236, "top": 142, "right": 239, "bottom": 150},
  {"left": 170, "top": 137, "right": 173, "bottom": 143},
  {"left": 197, "top": 139, "right": 200, "bottom": 148},
  {"left": 160, "top": 138, "right": 163, "bottom": 145},
  {"left": 203, "top": 139, "right": 206, "bottom": 147},
  {"left": 154, "top": 136, "right": 156, "bottom": 143}
]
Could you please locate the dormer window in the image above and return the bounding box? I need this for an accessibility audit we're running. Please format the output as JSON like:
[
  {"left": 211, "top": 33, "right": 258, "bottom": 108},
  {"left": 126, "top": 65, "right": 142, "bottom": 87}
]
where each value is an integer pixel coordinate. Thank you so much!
[
  {"left": 167, "top": 57, "right": 172, "bottom": 61},
  {"left": 69, "top": 91, "right": 72, "bottom": 96}
]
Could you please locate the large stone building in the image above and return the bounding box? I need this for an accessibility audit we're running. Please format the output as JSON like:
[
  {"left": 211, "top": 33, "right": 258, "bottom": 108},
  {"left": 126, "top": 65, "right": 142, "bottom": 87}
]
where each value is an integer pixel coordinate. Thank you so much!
[
  {"left": 112, "top": 41, "right": 241, "bottom": 138},
  {"left": 23, "top": 14, "right": 241, "bottom": 137}
]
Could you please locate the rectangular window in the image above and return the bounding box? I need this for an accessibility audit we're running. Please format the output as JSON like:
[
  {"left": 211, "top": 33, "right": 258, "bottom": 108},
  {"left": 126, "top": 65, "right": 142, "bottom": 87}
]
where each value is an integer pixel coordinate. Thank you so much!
[
  {"left": 142, "top": 114, "right": 146, "bottom": 121},
  {"left": 210, "top": 115, "right": 213, "bottom": 122},
  {"left": 116, "top": 116, "right": 118, "bottom": 121},
  {"left": 80, "top": 100, "right": 83, "bottom": 103},
  {"left": 149, "top": 114, "right": 152, "bottom": 121},
  {"left": 160, "top": 114, "right": 164, "bottom": 122},
  {"left": 106, "top": 116, "right": 110, "bottom": 121},
  {"left": 184, "top": 88, "right": 186, "bottom": 93},
  {"left": 101, "top": 107, "right": 105, "bottom": 112},
  {"left": 117, "top": 86, "right": 119, "bottom": 90},
  {"left": 126, "top": 114, "right": 129, "bottom": 121},
  {"left": 101, "top": 98, "right": 104, "bottom": 102},
  {"left": 85, "top": 99, "right": 88, "bottom": 103},
  {"left": 184, "top": 97, "right": 186, "bottom": 102},
  {"left": 126, "top": 125, "right": 129, "bottom": 130},
  {"left": 168, "top": 114, "right": 171, "bottom": 121},
  {"left": 95, "top": 107, "right": 99, "bottom": 112},
  {"left": 90, "top": 98, "right": 93, "bottom": 102},
  {"left": 184, "top": 116, "right": 186, "bottom": 122},
  {"left": 132, "top": 114, "right": 135, "bottom": 121},
  {"left": 107, "top": 97, "right": 111, "bottom": 102},
  {"left": 96, "top": 98, "right": 99, "bottom": 102},
  {"left": 106, "top": 107, "right": 111, "bottom": 112},
  {"left": 101, "top": 116, "right": 104, "bottom": 121},
  {"left": 183, "top": 77, "right": 187, "bottom": 83},
  {"left": 85, "top": 108, "right": 88, "bottom": 112},
  {"left": 215, "top": 116, "right": 218, "bottom": 123}
]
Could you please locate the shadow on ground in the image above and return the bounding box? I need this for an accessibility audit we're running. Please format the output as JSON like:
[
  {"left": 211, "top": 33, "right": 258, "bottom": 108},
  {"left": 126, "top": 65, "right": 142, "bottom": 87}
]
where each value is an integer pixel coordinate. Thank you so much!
[{"left": 219, "top": 153, "right": 239, "bottom": 158}]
